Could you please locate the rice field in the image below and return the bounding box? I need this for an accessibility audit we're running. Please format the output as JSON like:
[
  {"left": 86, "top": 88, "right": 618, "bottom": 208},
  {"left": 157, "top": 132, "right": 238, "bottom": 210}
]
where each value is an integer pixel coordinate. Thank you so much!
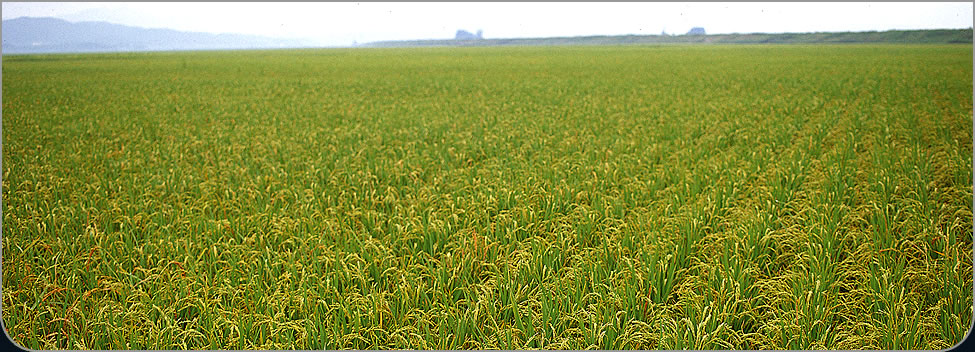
[{"left": 2, "top": 45, "right": 972, "bottom": 349}]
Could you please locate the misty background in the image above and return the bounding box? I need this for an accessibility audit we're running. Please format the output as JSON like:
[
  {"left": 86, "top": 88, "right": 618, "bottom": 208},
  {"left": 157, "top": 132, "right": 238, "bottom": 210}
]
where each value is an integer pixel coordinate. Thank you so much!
[{"left": 2, "top": 2, "right": 973, "bottom": 53}]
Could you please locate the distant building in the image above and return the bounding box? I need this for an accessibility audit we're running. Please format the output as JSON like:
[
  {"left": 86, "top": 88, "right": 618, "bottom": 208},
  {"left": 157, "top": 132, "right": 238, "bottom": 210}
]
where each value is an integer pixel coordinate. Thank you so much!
[
  {"left": 455, "top": 29, "right": 483, "bottom": 40},
  {"left": 687, "top": 27, "right": 706, "bottom": 35}
]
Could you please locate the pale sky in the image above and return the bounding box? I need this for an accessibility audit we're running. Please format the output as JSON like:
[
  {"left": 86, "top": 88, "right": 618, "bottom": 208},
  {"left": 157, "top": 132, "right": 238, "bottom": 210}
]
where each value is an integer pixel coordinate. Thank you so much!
[{"left": 2, "top": 2, "right": 973, "bottom": 46}]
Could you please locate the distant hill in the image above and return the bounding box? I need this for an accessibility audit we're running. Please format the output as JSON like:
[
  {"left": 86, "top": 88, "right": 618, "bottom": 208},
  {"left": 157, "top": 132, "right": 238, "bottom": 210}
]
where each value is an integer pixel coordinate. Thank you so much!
[
  {"left": 365, "top": 28, "right": 973, "bottom": 48},
  {"left": 1, "top": 17, "right": 315, "bottom": 54}
]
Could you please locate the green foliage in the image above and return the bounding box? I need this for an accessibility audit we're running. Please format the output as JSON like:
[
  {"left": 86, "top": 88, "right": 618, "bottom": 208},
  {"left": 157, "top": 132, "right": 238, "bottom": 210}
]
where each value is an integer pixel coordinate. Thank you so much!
[
  {"left": 367, "top": 28, "right": 974, "bottom": 47},
  {"left": 2, "top": 45, "right": 972, "bottom": 349}
]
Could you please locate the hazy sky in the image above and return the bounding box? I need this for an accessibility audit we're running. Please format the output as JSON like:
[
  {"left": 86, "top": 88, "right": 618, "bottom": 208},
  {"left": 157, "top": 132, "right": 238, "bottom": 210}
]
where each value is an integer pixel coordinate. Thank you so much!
[{"left": 2, "top": 2, "right": 972, "bottom": 46}]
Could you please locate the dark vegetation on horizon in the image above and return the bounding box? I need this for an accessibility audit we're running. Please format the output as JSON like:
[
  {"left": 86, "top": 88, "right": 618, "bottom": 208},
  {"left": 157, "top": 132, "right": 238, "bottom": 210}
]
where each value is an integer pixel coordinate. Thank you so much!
[
  {"left": 2, "top": 17, "right": 970, "bottom": 55},
  {"left": 365, "top": 28, "right": 973, "bottom": 47}
]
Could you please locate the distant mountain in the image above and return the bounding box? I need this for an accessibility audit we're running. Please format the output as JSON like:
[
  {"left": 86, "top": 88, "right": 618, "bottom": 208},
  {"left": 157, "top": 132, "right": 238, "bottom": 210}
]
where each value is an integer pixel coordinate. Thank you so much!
[
  {"left": 366, "top": 28, "right": 973, "bottom": 48},
  {"left": 1, "top": 17, "right": 316, "bottom": 54}
]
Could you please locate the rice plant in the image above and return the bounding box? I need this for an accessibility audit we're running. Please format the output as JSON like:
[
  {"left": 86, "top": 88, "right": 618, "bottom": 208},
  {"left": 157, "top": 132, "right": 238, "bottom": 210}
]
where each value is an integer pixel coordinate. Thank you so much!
[{"left": 2, "top": 45, "right": 972, "bottom": 349}]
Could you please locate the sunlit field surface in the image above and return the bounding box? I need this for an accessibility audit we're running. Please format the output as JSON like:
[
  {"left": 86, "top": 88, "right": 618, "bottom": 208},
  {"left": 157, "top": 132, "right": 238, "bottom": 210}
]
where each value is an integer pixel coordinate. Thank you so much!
[{"left": 2, "top": 45, "right": 972, "bottom": 349}]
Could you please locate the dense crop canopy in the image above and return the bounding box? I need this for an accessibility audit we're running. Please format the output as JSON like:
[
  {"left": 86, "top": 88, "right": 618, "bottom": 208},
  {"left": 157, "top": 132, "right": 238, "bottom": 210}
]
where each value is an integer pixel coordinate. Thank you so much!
[{"left": 2, "top": 45, "right": 972, "bottom": 349}]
